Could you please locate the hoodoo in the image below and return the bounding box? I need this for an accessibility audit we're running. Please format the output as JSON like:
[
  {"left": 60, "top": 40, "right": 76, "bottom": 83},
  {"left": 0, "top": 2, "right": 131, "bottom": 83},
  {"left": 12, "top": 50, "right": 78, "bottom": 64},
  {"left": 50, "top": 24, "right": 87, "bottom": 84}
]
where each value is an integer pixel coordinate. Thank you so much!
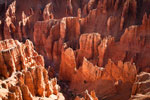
[{"left": 0, "top": 0, "right": 150, "bottom": 100}]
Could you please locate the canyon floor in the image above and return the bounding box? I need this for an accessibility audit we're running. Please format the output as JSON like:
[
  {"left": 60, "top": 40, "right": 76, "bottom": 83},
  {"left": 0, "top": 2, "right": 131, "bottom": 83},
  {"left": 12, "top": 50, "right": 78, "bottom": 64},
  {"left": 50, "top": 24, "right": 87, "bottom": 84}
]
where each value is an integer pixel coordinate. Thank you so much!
[{"left": 0, "top": 0, "right": 150, "bottom": 100}]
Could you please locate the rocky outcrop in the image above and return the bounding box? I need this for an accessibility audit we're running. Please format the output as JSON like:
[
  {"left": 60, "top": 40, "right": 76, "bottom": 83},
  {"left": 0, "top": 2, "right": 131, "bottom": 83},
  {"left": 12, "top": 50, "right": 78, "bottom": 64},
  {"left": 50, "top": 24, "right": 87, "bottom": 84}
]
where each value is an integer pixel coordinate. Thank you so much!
[
  {"left": 98, "top": 36, "right": 114, "bottom": 67},
  {"left": 33, "top": 16, "right": 80, "bottom": 71},
  {"left": 60, "top": 50, "right": 136, "bottom": 99},
  {"left": 98, "top": 13, "right": 150, "bottom": 73},
  {"left": 120, "top": 13, "right": 150, "bottom": 72},
  {"left": 0, "top": 0, "right": 150, "bottom": 72},
  {"left": 77, "top": 33, "right": 101, "bottom": 65},
  {"left": 4, "top": 1, "right": 16, "bottom": 39},
  {"left": 59, "top": 33, "right": 137, "bottom": 99},
  {"left": 76, "top": 33, "right": 114, "bottom": 67},
  {"left": 0, "top": 39, "right": 64, "bottom": 100},
  {"left": 0, "top": 0, "right": 150, "bottom": 100},
  {"left": 59, "top": 48, "right": 76, "bottom": 81},
  {"left": 43, "top": 3, "right": 54, "bottom": 20},
  {"left": 66, "top": 0, "right": 73, "bottom": 16},
  {"left": 130, "top": 72, "right": 150, "bottom": 100},
  {"left": 75, "top": 90, "right": 98, "bottom": 100}
]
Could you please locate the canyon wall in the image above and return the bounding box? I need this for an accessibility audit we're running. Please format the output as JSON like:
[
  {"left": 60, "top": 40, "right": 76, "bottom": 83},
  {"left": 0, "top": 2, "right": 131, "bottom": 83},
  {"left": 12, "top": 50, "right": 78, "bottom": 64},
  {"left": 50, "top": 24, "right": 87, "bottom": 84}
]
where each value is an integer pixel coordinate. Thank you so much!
[
  {"left": 0, "top": 0, "right": 150, "bottom": 72},
  {"left": 0, "top": 0, "right": 150, "bottom": 100}
]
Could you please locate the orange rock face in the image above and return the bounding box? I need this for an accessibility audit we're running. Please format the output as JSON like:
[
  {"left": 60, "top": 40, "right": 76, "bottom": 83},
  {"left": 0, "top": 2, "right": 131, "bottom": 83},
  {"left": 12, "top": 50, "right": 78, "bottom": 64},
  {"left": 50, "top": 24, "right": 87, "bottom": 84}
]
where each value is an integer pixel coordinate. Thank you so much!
[
  {"left": 130, "top": 72, "right": 150, "bottom": 100},
  {"left": 75, "top": 90, "right": 98, "bottom": 100},
  {"left": 59, "top": 33, "right": 137, "bottom": 99},
  {"left": 0, "top": 39, "right": 64, "bottom": 100},
  {"left": 0, "top": 0, "right": 150, "bottom": 100},
  {"left": 1, "top": 0, "right": 150, "bottom": 72}
]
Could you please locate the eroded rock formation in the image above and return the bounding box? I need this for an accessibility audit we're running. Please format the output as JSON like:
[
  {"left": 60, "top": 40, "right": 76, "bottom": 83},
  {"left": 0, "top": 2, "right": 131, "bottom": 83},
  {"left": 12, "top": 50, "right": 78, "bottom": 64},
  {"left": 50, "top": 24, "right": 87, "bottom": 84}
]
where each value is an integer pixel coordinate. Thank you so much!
[
  {"left": 130, "top": 72, "right": 150, "bottom": 100},
  {"left": 0, "top": 0, "right": 150, "bottom": 100},
  {"left": 59, "top": 33, "right": 137, "bottom": 99},
  {"left": 0, "top": 39, "right": 64, "bottom": 100},
  {"left": 0, "top": 0, "right": 150, "bottom": 72},
  {"left": 75, "top": 90, "right": 98, "bottom": 100}
]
